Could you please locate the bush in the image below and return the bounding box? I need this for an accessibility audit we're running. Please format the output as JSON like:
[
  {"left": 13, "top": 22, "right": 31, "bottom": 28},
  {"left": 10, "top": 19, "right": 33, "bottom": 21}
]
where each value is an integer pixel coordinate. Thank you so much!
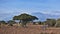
[
  {"left": 0, "top": 21, "right": 7, "bottom": 25},
  {"left": 7, "top": 20, "right": 16, "bottom": 26},
  {"left": 45, "top": 19, "right": 56, "bottom": 27},
  {"left": 8, "top": 24, "right": 13, "bottom": 26},
  {"left": 55, "top": 19, "right": 60, "bottom": 27},
  {"left": 38, "top": 22, "right": 41, "bottom": 25}
]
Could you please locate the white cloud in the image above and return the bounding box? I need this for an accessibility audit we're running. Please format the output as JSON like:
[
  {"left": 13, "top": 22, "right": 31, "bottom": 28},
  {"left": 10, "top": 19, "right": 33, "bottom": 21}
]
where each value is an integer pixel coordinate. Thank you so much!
[
  {"left": 0, "top": 8, "right": 33, "bottom": 20},
  {"left": 0, "top": 7, "right": 60, "bottom": 21},
  {"left": 38, "top": 10, "right": 60, "bottom": 16}
]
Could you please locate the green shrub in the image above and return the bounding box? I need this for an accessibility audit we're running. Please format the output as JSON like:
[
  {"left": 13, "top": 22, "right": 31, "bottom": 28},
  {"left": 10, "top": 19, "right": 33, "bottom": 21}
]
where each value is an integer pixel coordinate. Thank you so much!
[{"left": 45, "top": 19, "right": 56, "bottom": 27}]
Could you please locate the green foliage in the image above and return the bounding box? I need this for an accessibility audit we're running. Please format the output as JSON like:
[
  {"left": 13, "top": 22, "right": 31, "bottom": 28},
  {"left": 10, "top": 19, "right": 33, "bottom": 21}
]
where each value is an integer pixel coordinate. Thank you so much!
[
  {"left": 55, "top": 19, "right": 60, "bottom": 27},
  {"left": 43, "top": 18, "right": 60, "bottom": 27},
  {"left": 45, "top": 19, "right": 56, "bottom": 27},
  {"left": 13, "top": 13, "right": 38, "bottom": 21},
  {"left": 0, "top": 20, "right": 7, "bottom": 24},
  {"left": 38, "top": 21, "right": 42, "bottom": 25}
]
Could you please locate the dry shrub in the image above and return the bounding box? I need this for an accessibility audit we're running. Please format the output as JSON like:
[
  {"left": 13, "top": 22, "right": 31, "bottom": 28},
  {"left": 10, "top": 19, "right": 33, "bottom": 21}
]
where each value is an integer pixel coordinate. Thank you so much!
[{"left": 40, "top": 32, "right": 55, "bottom": 34}]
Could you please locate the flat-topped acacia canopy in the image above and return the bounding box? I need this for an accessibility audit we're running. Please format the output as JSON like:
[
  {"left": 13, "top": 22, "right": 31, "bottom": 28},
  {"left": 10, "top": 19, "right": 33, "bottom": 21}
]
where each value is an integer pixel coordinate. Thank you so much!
[{"left": 13, "top": 13, "right": 38, "bottom": 21}]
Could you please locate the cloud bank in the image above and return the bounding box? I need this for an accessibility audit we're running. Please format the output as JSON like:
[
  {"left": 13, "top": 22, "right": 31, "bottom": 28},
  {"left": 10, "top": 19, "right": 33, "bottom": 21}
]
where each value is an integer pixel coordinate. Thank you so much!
[{"left": 0, "top": 0, "right": 60, "bottom": 21}]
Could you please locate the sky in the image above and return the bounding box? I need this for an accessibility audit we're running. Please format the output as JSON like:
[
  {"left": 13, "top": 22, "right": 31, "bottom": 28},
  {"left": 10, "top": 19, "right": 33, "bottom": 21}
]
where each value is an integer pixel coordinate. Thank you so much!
[{"left": 0, "top": 0, "right": 60, "bottom": 21}]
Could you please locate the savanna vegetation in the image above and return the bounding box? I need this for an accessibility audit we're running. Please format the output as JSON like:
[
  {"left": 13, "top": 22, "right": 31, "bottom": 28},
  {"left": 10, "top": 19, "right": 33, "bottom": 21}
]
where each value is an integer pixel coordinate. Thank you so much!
[
  {"left": 0, "top": 13, "right": 60, "bottom": 27},
  {"left": 0, "top": 13, "right": 60, "bottom": 34}
]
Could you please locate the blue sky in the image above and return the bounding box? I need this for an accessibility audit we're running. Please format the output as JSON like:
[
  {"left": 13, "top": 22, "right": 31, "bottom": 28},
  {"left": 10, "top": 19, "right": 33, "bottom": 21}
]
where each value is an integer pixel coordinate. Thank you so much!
[{"left": 0, "top": 0, "right": 60, "bottom": 21}]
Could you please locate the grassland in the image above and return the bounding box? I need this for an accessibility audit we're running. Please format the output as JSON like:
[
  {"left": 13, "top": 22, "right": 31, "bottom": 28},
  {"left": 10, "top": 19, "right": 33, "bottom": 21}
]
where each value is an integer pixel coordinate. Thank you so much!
[{"left": 0, "top": 24, "right": 60, "bottom": 34}]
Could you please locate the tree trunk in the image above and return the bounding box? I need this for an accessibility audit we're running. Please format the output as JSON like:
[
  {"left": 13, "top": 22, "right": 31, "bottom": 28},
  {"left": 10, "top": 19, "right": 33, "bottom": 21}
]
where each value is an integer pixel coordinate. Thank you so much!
[
  {"left": 54, "top": 22, "right": 57, "bottom": 27},
  {"left": 21, "top": 20, "right": 27, "bottom": 28}
]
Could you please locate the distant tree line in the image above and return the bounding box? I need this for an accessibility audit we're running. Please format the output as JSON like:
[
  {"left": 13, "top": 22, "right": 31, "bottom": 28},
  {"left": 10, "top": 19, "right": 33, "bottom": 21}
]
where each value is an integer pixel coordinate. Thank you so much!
[{"left": 43, "top": 18, "right": 60, "bottom": 27}]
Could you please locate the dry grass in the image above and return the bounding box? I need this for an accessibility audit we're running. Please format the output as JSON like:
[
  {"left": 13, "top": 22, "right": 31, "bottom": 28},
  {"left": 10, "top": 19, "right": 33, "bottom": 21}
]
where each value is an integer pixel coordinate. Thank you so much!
[{"left": 0, "top": 25, "right": 60, "bottom": 34}]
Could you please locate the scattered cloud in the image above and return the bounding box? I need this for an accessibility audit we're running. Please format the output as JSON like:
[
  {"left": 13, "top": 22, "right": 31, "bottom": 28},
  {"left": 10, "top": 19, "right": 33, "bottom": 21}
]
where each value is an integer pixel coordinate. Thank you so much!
[{"left": 0, "top": 0, "right": 60, "bottom": 21}]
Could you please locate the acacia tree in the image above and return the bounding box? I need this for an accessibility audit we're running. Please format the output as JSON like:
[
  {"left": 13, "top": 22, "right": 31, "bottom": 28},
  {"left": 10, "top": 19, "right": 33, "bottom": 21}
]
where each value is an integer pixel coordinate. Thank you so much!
[{"left": 13, "top": 13, "right": 38, "bottom": 27}]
